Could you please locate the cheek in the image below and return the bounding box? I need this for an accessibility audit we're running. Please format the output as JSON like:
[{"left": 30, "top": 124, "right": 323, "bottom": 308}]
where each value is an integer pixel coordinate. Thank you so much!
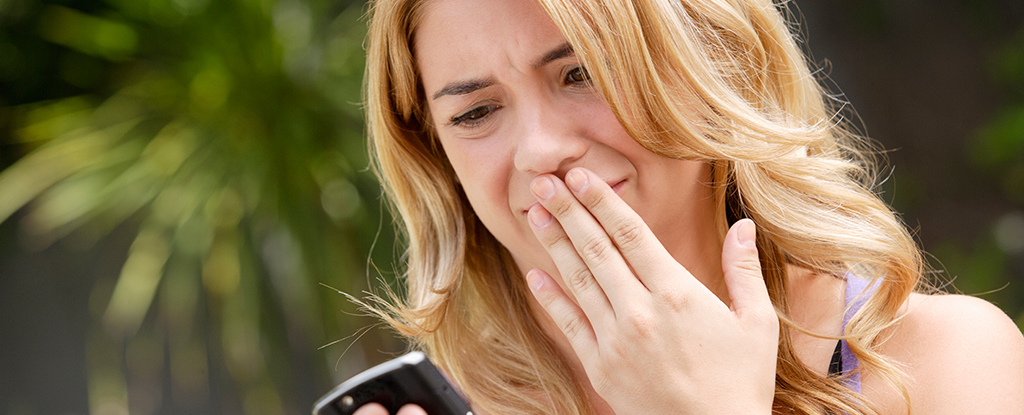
[
  {"left": 443, "top": 141, "right": 548, "bottom": 270},
  {"left": 442, "top": 140, "right": 516, "bottom": 231},
  {"left": 457, "top": 172, "right": 503, "bottom": 223}
]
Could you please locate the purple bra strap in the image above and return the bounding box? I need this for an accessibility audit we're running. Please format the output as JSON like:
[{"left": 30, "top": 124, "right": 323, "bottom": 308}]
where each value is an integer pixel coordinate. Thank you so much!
[{"left": 841, "top": 275, "right": 875, "bottom": 394}]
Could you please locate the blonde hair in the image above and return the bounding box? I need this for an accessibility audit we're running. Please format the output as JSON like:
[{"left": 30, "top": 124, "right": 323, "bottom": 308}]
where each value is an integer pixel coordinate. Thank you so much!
[{"left": 362, "top": 0, "right": 923, "bottom": 414}]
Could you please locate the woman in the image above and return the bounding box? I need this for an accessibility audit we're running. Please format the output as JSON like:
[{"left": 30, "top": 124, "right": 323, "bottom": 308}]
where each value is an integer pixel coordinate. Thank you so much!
[{"left": 354, "top": 0, "right": 1024, "bottom": 413}]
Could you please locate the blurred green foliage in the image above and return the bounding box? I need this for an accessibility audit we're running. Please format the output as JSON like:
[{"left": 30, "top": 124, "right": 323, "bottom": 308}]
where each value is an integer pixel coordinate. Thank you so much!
[
  {"left": 1, "top": 0, "right": 1022, "bottom": 414},
  {"left": 963, "top": 18, "right": 1024, "bottom": 330},
  {"left": 0, "top": 0, "right": 405, "bottom": 413},
  {"left": 842, "top": 0, "right": 1024, "bottom": 332}
]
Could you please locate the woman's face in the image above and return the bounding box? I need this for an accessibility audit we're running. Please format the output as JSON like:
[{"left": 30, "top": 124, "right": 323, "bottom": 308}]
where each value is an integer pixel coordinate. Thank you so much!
[{"left": 414, "top": 0, "right": 724, "bottom": 294}]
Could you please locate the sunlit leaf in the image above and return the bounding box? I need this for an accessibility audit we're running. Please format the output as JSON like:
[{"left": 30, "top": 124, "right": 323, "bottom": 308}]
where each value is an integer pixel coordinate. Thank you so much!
[
  {"left": 37, "top": 5, "right": 137, "bottom": 61},
  {"left": 2, "top": 0, "right": 404, "bottom": 413},
  {"left": 0, "top": 119, "right": 140, "bottom": 224},
  {"left": 103, "top": 225, "right": 171, "bottom": 337}
]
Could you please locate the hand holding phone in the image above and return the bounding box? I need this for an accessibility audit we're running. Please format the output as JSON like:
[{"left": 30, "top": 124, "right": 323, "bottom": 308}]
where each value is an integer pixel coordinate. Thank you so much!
[{"left": 312, "top": 352, "right": 472, "bottom": 415}]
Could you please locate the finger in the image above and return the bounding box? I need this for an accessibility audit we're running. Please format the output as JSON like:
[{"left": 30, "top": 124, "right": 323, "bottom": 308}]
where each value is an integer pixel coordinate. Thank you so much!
[
  {"left": 562, "top": 167, "right": 686, "bottom": 291},
  {"left": 352, "top": 403, "right": 389, "bottom": 415},
  {"left": 721, "top": 219, "right": 774, "bottom": 324},
  {"left": 396, "top": 404, "right": 428, "bottom": 415},
  {"left": 528, "top": 202, "right": 615, "bottom": 324},
  {"left": 531, "top": 174, "right": 646, "bottom": 307},
  {"left": 527, "top": 268, "right": 599, "bottom": 361}
]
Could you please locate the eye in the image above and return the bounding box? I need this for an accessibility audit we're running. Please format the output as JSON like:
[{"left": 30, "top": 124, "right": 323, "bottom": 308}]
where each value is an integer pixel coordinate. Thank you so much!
[
  {"left": 450, "top": 104, "right": 500, "bottom": 127},
  {"left": 565, "top": 66, "right": 591, "bottom": 85}
]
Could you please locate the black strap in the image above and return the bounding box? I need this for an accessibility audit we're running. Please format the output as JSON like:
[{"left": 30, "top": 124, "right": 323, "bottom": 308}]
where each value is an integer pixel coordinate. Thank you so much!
[{"left": 827, "top": 340, "right": 843, "bottom": 377}]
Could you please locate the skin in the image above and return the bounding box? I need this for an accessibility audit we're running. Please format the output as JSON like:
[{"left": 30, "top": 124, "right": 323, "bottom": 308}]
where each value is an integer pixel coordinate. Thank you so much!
[
  {"left": 413, "top": 0, "right": 777, "bottom": 413},
  {"left": 357, "top": 0, "right": 1024, "bottom": 413},
  {"left": 416, "top": 0, "right": 726, "bottom": 302}
]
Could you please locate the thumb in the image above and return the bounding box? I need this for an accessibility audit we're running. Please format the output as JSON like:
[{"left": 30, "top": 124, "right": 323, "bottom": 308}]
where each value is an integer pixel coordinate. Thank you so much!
[{"left": 722, "top": 219, "right": 772, "bottom": 320}]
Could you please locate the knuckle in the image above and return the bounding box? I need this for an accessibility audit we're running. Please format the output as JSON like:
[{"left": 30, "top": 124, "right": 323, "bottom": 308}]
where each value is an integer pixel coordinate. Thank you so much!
[
  {"left": 610, "top": 220, "right": 645, "bottom": 251},
  {"left": 580, "top": 235, "right": 611, "bottom": 263},
  {"left": 560, "top": 313, "right": 588, "bottom": 340},
  {"left": 586, "top": 188, "right": 612, "bottom": 210},
  {"left": 733, "top": 255, "right": 763, "bottom": 275},
  {"left": 621, "top": 306, "right": 657, "bottom": 337},
  {"left": 540, "top": 228, "right": 571, "bottom": 250},
  {"left": 548, "top": 195, "right": 575, "bottom": 218},
  {"left": 653, "top": 285, "right": 690, "bottom": 312},
  {"left": 566, "top": 266, "right": 598, "bottom": 294},
  {"left": 535, "top": 286, "right": 559, "bottom": 309}
]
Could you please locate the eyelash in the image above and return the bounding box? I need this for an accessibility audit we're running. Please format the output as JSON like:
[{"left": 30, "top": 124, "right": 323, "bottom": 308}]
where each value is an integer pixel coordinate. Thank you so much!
[
  {"left": 450, "top": 104, "right": 500, "bottom": 127},
  {"left": 448, "top": 65, "right": 592, "bottom": 128},
  {"left": 564, "top": 65, "right": 591, "bottom": 85}
]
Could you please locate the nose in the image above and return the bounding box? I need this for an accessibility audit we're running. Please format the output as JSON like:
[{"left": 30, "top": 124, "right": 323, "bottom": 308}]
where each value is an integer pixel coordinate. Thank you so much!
[{"left": 512, "top": 101, "right": 589, "bottom": 177}]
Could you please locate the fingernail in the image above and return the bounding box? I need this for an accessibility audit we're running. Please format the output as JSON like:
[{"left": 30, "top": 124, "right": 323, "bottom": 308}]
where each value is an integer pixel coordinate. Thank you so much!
[
  {"left": 528, "top": 204, "right": 553, "bottom": 228},
  {"left": 532, "top": 176, "right": 555, "bottom": 201},
  {"left": 737, "top": 219, "right": 757, "bottom": 249},
  {"left": 527, "top": 270, "right": 544, "bottom": 291},
  {"left": 566, "top": 169, "right": 589, "bottom": 193}
]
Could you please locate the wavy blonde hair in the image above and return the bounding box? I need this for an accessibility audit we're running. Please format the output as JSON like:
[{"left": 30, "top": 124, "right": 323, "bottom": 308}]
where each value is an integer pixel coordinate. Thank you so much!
[{"left": 362, "top": 0, "right": 923, "bottom": 414}]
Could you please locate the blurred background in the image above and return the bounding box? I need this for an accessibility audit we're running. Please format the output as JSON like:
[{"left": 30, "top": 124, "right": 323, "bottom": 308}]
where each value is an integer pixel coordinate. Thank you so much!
[{"left": 0, "top": 0, "right": 1021, "bottom": 414}]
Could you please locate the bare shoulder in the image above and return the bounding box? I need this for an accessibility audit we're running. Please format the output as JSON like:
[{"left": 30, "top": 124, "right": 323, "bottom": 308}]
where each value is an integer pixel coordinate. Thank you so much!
[
  {"left": 900, "top": 293, "right": 1023, "bottom": 343},
  {"left": 876, "top": 293, "right": 1024, "bottom": 414}
]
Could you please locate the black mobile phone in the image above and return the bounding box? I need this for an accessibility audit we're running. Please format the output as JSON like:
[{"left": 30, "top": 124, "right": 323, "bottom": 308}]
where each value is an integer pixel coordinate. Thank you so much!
[{"left": 312, "top": 351, "right": 473, "bottom": 415}]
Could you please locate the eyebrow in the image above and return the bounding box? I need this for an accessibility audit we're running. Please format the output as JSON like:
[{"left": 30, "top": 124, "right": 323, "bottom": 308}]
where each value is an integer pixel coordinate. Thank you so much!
[
  {"left": 533, "top": 42, "right": 574, "bottom": 69},
  {"left": 430, "top": 42, "right": 576, "bottom": 101},
  {"left": 431, "top": 77, "right": 496, "bottom": 100}
]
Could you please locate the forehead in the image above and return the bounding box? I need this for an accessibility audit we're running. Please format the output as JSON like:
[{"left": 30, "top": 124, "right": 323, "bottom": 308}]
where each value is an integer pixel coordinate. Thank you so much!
[{"left": 413, "top": 0, "right": 568, "bottom": 86}]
